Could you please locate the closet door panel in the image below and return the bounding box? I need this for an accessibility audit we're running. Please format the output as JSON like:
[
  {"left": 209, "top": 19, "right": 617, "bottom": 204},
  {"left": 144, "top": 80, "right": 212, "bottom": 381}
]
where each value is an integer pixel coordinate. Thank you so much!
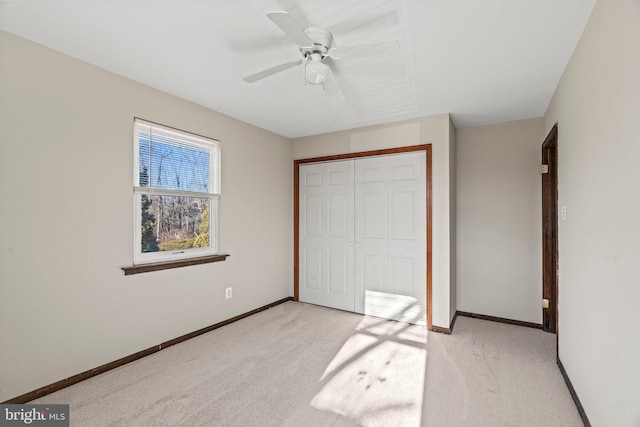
[
  {"left": 328, "top": 250, "right": 349, "bottom": 295},
  {"left": 391, "top": 190, "right": 416, "bottom": 239},
  {"left": 305, "top": 194, "right": 323, "bottom": 236},
  {"left": 354, "top": 158, "right": 388, "bottom": 316},
  {"left": 299, "top": 161, "right": 355, "bottom": 311},
  {"left": 387, "top": 152, "right": 427, "bottom": 325},
  {"left": 355, "top": 152, "right": 427, "bottom": 325},
  {"left": 304, "top": 248, "right": 322, "bottom": 291}
]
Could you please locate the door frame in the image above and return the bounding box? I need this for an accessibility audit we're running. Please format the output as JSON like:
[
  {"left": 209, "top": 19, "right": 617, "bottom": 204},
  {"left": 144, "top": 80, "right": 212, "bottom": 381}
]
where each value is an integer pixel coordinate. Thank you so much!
[
  {"left": 293, "top": 144, "right": 433, "bottom": 330},
  {"left": 542, "top": 124, "right": 558, "bottom": 333}
]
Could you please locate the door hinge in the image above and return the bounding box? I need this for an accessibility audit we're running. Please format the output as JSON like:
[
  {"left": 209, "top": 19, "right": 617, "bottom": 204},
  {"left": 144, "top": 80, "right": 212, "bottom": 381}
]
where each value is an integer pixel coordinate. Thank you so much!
[
  {"left": 542, "top": 298, "right": 550, "bottom": 309},
  {"left": 540, "top": 164, "right": 549, "bottom": 174}
]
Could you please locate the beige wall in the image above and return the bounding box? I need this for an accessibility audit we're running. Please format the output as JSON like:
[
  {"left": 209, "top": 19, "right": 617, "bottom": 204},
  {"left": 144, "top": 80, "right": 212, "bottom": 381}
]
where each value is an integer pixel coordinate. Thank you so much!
[
  {"left": 456, "top": 118, "right": 544, "bottom": 324},
  {"left": 544, "top": 0, "right": 640, "bottom": 425},
  {"left": 292, "top": 114, "right": 456, "bottom": 328},
  {"left": 0, "top": 30, "right": 293, "bottom": 402}
]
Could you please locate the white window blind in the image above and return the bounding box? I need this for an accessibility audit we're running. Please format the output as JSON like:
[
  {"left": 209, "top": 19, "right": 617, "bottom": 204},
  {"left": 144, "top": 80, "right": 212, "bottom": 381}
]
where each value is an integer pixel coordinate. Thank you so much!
[
  {"left": 132, "top": 119, "right": 221, "bottom": 264},
  {"left": 134, "top": 120, "right": 220, "bottom": 195}
]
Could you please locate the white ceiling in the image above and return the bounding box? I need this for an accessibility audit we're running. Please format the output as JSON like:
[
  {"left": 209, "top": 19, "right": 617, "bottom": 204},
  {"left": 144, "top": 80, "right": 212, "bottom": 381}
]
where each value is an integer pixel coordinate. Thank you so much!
[{"left": 0, "top": 0, "right": 596, "bottom": 139}]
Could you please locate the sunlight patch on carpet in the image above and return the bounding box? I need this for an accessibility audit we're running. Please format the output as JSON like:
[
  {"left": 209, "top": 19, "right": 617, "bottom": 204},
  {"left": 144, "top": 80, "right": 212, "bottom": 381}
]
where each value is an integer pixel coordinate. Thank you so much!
[{"left": 312, "top": 316, "right": 428, "bottom": 426}]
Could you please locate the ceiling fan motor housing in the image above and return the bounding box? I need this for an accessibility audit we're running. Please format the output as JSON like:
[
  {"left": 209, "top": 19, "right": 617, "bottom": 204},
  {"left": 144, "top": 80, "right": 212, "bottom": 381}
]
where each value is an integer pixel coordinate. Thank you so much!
[{"left": 301, "top": 27, "right": 333, "bottom": 56}]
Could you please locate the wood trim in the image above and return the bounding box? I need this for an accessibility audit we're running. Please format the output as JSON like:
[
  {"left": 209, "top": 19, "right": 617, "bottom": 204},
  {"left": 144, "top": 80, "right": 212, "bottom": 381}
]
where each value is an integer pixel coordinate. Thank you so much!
[
  {"left": 3, "top": 297, "right": 293, "bottom": 404},
  {"left": 558, "top": 358, "right": 592, "bottom": 426},
  {"left": 294, "top": 145, "right": 430, "bottom": 165},
  {"left": 456, "top": 311, "right": 543, "bottom": 329},
  {"left": 431, "top": 311, "right": 457, "bottom": 335},
  {"left": 122, "top": 254, "right": 229, "bottom": 275},
  {"left": 293, "top": 161, "right": 300, "bottom": 301},
  {"left": 430, "top": 325, "right": 452, "bottom": 334},
  {"left": 293, "top": 145, "right": 433, "bottom": 328},
  {"left": 426, "top": 145, "right": 433, "bottom": 330},
  {"left": 450, "top": 310, "right": 458, "bottom": 331},
  {"left": 542, "top": 124, "right": 559, "bottom": 334}
]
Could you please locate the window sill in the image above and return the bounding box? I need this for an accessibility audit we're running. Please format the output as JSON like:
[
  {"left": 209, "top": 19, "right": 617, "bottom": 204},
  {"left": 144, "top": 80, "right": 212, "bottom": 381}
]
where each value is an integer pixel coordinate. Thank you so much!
[{"left": 122, "top": 254, "right": 230, "bottom": 276}]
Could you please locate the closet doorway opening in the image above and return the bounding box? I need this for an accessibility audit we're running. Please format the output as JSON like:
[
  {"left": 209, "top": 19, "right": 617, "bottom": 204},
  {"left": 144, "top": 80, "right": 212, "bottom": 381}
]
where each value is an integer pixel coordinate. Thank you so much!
[{"left": 294, "top": 145, "right": 432, "bottom": 329}]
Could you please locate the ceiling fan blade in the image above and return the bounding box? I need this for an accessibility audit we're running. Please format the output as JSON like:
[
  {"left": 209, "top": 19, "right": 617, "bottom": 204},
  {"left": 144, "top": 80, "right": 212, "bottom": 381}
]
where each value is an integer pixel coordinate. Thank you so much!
[
  {"left": 322, "top": 66, "right": 345, "bottom": 102},
  {"left": 329, "top": 40, "right": 400, "bottom": 60},
  {"left": 243, "top": 59, "right": 303, "bottom": 83},
  {"left": 266, "top": 11, "right": 314, "bottom": 48}
]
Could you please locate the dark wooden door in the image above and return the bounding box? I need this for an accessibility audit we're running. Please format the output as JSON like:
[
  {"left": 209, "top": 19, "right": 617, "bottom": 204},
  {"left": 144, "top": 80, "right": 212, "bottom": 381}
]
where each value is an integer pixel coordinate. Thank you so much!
[{"left": 542, "top": 124, "right": 558, "bottom": 333}]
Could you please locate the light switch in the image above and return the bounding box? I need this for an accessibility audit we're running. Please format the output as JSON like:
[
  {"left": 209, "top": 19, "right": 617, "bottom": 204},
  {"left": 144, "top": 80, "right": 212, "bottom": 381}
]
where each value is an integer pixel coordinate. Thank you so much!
[{"left": 561, "top": 205, "right": 567, "bottom": 221}]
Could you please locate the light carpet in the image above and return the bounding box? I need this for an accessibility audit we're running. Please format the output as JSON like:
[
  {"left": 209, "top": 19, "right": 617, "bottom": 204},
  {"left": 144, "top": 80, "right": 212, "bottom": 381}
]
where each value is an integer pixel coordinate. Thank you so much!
[{"left": 32, "top": 301, "right": 582, "bottom": 426}]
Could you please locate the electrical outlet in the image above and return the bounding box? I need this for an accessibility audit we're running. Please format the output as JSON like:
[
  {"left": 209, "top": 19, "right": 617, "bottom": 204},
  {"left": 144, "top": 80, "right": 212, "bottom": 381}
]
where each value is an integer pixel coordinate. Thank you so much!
[{"left": 225, "top": 287, "right": 232, "bottom": 300}]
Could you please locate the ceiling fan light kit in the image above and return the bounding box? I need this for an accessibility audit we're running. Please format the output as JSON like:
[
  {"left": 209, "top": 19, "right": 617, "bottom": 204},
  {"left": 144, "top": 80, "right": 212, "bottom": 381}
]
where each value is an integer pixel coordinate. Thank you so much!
[{"left": 305, "top": 53, "right": 329, "bottom": 85}]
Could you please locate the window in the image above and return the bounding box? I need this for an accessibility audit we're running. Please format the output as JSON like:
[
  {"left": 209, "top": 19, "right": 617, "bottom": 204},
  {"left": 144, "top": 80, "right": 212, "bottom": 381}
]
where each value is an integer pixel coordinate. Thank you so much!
[{"left": 133, "top": 119, "right": 220, "bottom": 265}]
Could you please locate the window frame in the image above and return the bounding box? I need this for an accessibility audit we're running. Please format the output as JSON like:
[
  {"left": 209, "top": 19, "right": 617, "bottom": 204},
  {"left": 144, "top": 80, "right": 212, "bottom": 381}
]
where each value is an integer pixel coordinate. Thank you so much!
[{"left": 132, "top": 118, "right": 221, "bottom": 266}]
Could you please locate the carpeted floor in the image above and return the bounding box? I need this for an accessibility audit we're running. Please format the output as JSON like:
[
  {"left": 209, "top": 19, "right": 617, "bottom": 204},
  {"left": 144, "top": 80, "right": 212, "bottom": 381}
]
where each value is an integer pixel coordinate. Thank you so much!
[{"left": 32, "top": 301, "right": 582, "bottom": 426}]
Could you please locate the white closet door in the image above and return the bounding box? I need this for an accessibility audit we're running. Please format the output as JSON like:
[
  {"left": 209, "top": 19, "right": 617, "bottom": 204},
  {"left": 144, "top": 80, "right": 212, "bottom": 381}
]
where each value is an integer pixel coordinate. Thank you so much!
[
  {"left": 354, "top": 152, "right": 427, "bottom": 325},
  {"left": 299, "top": 161, "right": 355, "bottom": 311}
]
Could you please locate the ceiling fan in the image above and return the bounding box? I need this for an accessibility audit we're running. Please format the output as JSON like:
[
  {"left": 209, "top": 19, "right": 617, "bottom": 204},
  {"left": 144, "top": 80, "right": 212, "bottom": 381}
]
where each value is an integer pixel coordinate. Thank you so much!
[{"left": 243, "top": 11, "right": 400, "bottom": 101}]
